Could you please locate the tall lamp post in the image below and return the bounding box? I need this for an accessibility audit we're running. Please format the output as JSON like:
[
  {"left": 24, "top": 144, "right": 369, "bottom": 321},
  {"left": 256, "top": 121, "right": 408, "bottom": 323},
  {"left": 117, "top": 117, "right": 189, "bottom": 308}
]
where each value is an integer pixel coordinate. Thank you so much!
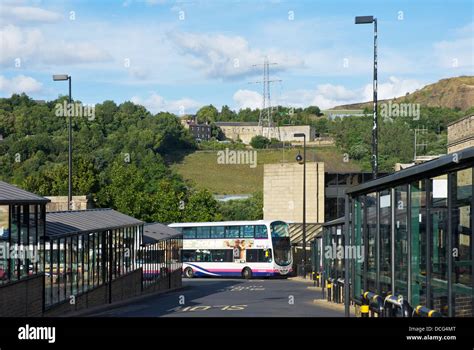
[
  {"left": 53, "top": 74, "right": 73, "bottom": 211},
  {"left": 294, "top": 133, "right": 307, "bottom": 278},
  {"left": 355, "top": 15, "right": 378, "bottom": 179}
]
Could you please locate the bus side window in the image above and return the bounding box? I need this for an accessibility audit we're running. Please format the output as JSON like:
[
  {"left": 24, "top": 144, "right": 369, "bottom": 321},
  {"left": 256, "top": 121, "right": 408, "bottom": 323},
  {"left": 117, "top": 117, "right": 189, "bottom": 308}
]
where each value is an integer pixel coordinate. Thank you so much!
[{"left": 255, "top": 225, "right": 268, "bottom": 239}]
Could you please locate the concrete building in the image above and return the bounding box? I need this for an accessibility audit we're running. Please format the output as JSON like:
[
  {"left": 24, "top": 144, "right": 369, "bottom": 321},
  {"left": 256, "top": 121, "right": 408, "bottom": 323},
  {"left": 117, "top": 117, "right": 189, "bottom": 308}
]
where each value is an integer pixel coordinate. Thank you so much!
[
  {"left": 215, "top": 122, "right": 315, "bottom": 144},
  {"left": 448, "top": 114, "right": 474, "bottom": 153},
  {"left": 263, "top": 162, "right": 325, "bottom": 224}
]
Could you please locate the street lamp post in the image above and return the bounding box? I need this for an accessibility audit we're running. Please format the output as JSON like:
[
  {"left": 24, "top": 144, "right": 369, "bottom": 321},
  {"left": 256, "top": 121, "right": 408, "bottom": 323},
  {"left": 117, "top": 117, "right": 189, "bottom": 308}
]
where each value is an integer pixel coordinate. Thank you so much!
[
  {"left": 355, "top": 15, "right": 378, "bottom": 179},
  {"left": 53, "top": 74, "right": 72, "bottom": 211},
  {"left": 294, "top": 133, "right": 306, "bottom": 278}
]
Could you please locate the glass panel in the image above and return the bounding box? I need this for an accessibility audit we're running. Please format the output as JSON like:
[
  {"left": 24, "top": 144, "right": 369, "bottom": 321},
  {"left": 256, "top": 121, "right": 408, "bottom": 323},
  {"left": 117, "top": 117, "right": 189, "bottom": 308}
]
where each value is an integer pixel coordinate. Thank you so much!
[
  {"left": 325, "top": 197, "right": 338, "bottom": 222},
  {"left": 430, "top": 175, "right": 449, "bottom": 316},
  {"left": 353, "top": 197, "right": 364, "bottom": 299},
  {"left": 394, "top": 185, "right": 409, "bottom": 297},
  {"left": 225, "top": 226, "right": 240, "bottom": 238},
  {"left": 411, "top": 180, "right": 427, "bottom": 307},
  {"left": 379, "top": 189, "right": 392, "bottom": 294},
  {"left": 210, "top": 226, "right": 224, "bottom": 239},
  {"left": 452, "top": 167, "right": 473, "bottom": 317},
  {"left": 366, "top": 192, "right": 377, "bottom": 292},
  {"left": 0, "top": 205, "right": 9, "bottom": 285},
  {"left": 10, "top": 205, "right": 19, "bottom": 281},
  {"left": 255, "top": 225, "right": 268, "bottom": 239},
  {"left": 28, "top": 205, "right": 37, "bottom": 275},
  {"left": 183, "top": 227, "right": 196, "bottom": 239},
  {"left": 242, "top": 225, "right": 255, "bottom": 238},
  {"left": 196, "top": 227, "right": 210, "bottom": 239}
]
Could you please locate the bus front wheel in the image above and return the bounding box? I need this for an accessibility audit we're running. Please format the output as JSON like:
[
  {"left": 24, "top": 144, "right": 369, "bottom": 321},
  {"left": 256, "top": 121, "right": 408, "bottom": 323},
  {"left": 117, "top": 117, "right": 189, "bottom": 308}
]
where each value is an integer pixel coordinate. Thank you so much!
[
  {"left": 184, "top": 267, "right": 194, "bottom": 278},
  {"left": 242, "top": 267, "right": 252, "bottom": 279}
]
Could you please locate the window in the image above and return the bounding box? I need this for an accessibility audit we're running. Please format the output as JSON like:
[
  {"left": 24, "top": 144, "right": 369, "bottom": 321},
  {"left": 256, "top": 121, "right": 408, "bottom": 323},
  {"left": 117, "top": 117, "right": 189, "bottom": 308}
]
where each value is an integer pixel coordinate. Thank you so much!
[
  {"left": 196, "top": 227, "right": 210, "bottom": 239},
  {"left": 225, "top": 226, "right": 240, "bottom": 238},
  {"left": 210, "top": 226, "right": 225, "bottom": 239},
  {"left": 183, "top": 227, "right": 196, "bottom": 239},
  {"left": 430, "top": 175, "right": 449, "bottom": 316},
  {"left": 394, "top": 185, "right": 409, "bottom": 298},
  {"left": 411, "top": 180, "right": 427, "bottom": 307},
  {"left": 366, "top": 192, "right": 377, "bottom": 292},
  {"left": 246, "top": 249, "right": 272, "bottom": 263},
  {"left": 353, "top": 196, "right": 364, "bottom": 299},
  {"left": 255, "top": 225, "right": 268, "bottom": 239},
  {"left": 242, "top": 225, "right": 255, "bottom": 238},
  {"left": 0, "top": 206, "right": 9, "bottom": 285},
  {"left": 211, "top": 250, "right": 233, "bottom": 262},
  {"left": 182, "top": 250, "right": 195, "bottom": 262},
  {"left": 452, "top": 167, "right": 472, "bottom": 317},
  {"left": 379, "top": 189, "right": 392, "bottom": 294},
  {"left": 195, "top": 250, "right": 212, "bottom": 262}
]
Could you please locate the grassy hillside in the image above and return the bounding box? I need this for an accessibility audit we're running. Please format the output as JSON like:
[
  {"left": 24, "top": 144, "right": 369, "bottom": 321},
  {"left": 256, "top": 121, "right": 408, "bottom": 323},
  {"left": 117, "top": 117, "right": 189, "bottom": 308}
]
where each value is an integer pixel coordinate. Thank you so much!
[
  {"left": 332, "top": 76, "right": 474, "bottom": 111},
  {"left": 170, "top": 147, "right": 362, "bottom": 195}
]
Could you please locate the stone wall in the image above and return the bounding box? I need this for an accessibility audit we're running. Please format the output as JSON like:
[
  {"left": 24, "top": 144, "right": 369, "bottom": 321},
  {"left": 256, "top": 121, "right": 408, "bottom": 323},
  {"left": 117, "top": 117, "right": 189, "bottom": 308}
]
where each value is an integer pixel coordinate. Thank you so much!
[
  {"left": 447, "top": 115, "right": 474, "bottom": 153},
  {"left": 0, "top": 274, "right": 44, "bottom": 317},
  {"left": 219, "top": 124, "right": 315, "bottom": 144},
  {"left": 264, "top": 162, "right": 325, "bottom": 223},
  {"left": 45, "top": 195, "right": 92, "bottom": 212}
]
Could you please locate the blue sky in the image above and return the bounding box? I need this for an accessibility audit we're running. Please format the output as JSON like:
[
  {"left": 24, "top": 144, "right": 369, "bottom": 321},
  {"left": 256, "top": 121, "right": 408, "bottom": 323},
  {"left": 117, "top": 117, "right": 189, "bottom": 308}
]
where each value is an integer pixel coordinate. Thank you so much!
[{"left": 1, "top": 0, "right": 473, "bottom": 114}]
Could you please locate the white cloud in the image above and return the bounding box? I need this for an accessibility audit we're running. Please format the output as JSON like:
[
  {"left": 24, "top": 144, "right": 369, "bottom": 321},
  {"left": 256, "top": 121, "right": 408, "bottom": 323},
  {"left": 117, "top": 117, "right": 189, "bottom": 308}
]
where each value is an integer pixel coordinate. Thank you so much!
[
  {"left": 131, "top": 92, "right": 202, "bottom": 114},
  {"left": 236, "top": 77, "right": 424, "bottom": 110},
  {"left": 0, "top": 75, "right": 43, "bottom": 95},
  {"left": 432, "top": 21, "right": 473, "bottom": 70},
  {"left": 170, "top": 32, "right": 304, "bottom": 80},
  {"left": 233, "top": 89, "right": 262, "bottom": 110},
  {"left": 0, "top": 24, "right": 112, "bottom": 66},
  {"left": 362, "top": 76, "right": 424, "bottom": 101},
  {"left": 0, "top": 4, "right": 62, "bottom": 24}
]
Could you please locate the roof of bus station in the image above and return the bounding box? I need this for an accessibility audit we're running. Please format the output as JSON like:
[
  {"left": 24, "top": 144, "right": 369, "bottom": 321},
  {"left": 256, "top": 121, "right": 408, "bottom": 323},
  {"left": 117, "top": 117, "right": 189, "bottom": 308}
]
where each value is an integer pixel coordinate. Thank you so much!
[
  {"left": 0, "top": 181, "right": 50, "bottom": 204},
  {"left": 46, "top": 208, "right": 143, "bottom": 238},
  {"left": 143, "top": 223, "right": 182, "bottom": 244}
]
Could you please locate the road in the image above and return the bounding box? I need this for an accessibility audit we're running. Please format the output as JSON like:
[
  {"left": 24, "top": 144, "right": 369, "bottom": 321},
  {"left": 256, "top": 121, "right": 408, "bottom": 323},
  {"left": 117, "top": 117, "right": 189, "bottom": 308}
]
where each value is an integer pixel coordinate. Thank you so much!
[{"left": 91, "top": 277, "right": 345, "bottom": 317}]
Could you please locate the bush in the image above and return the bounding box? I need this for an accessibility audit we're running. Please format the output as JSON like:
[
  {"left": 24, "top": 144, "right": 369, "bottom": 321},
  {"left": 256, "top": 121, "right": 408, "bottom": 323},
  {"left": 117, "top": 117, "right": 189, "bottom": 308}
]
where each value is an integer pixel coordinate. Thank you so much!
[
  {"left": 349, "top": 143, "right": 369, "bottom": 161},
  {"left": 250, "top": 135, "right": 270, "bottom": 149}
]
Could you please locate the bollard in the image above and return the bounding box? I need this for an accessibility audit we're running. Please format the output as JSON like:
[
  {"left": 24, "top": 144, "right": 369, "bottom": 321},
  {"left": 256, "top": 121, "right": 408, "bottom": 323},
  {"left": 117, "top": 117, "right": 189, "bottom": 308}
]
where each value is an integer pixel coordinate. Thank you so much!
[
  {"left": 326, "top": 280, "right": 332, "bottom": 302},
  {"left": 361, "top": 291, "right": 384, "bottom": 317},
  {"left": 360, "top": 293, "right": 370, "bottom": 318},
  {"left": 337, "top": 278, "right": 345, "bottom": 304}
]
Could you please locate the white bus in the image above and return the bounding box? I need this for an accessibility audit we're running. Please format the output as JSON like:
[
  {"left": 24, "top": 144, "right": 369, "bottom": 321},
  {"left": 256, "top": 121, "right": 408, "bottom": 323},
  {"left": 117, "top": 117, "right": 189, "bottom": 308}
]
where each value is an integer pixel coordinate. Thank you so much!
[{"left": 168, "top": 220, "right": 292, "bottom": 279}]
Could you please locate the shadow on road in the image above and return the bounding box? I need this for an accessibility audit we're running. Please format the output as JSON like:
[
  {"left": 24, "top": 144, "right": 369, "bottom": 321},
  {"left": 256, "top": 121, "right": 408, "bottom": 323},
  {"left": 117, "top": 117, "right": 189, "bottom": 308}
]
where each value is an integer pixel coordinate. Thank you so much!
[{"left": 95, "top": 278, "right": 248, "bottom": 317}]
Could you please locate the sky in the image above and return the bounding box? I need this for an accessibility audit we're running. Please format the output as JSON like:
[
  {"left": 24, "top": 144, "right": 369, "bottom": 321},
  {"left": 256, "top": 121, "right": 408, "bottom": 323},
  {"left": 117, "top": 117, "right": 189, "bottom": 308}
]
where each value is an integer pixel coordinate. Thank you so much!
[{"left": 0, "top": 0, "right": 473, "bottom": 114}]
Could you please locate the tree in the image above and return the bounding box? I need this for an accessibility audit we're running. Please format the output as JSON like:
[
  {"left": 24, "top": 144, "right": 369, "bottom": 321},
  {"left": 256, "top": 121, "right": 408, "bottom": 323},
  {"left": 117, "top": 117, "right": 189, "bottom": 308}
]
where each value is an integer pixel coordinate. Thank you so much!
[
  {"left": 183, "top": 189, "right": 221, "bottom": 222},
  {"left": 217, "top": 191, "right": 263, "bottom": 220},
  {"left": 219, "top": 105, "right": 237, "bottom": 121},
  {"left": 196, "top": 105, "right": 218, "bottom": 123},
  {"left": 304, "top": 106, "right": 321, "bottom": 116},
  {"left": 250, "top": 135, "right": 270, "bottom": 149}
]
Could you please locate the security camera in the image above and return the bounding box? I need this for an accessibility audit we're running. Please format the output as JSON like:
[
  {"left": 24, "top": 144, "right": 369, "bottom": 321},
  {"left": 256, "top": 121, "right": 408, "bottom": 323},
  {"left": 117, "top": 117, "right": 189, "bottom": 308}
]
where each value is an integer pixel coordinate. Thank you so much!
[{"left": 296, "top": 153, "right": 303, "bottom": 164}]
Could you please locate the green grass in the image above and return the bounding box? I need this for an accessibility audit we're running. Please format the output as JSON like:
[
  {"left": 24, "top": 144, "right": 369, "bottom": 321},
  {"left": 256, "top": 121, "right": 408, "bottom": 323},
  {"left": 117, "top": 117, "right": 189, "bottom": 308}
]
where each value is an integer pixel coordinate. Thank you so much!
[{"left": 170, "top": 147, "right": 362, "bottom": 195}]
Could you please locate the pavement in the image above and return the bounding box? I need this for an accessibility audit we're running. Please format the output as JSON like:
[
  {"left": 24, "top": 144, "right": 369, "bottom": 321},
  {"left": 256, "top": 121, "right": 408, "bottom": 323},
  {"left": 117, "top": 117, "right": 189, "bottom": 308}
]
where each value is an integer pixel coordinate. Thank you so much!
[{"left": 90, "top": 277, "right": 346, "bottom": 317}]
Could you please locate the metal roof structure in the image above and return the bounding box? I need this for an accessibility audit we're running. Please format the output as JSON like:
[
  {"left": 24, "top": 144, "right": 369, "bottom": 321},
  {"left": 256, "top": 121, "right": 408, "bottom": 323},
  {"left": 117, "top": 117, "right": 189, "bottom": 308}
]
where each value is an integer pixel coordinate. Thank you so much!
[
  {"left": 347, "top": 147, "right": 474, "bottom": 196},
  {"left": 0, "top": 181, "right": 50, "bottom": 204},
  {"left": 46, "top": 208, "right": 143, "bottom": 238},
  {"left": 143, "top": 223, "right": 182, "bottom": 244}
]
